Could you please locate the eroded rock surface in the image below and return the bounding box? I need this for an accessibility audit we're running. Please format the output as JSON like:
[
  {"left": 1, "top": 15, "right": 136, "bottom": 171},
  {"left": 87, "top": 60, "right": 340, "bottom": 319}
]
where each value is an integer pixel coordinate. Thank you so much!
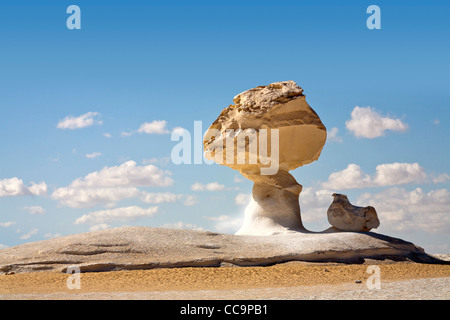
[
  {"left": 327, "top": 193, "right": 380, "bottom": 232},
  {"left": 204, "top": 80, "right": 326, "bottom": 173},
  {"left": 204, "top": 81, "right": 326, "bottom": 235},
  {"left": 0, "top": 226, "right": 444, "bottom": 274}
]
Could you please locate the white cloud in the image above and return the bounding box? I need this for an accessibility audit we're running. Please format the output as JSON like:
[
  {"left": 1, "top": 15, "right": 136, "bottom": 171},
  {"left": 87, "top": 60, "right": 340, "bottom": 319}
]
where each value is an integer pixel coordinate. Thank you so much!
[
  {"left": 327, "top": 127, "right": 343, "bottom": 143},
  {"left": 299, "top": 187, "right": 334, "bottom": 224},
  {"left": 0, "top": 221, "right": 16, "bottom": 227},
  {"left": 52, "top": 161, "right": 174, "bottom": 208},
  {"left": 160, "top": 222, "right": 204, "bottom": 231},
  {"left": 74, "top": 206, "right": 158, "bottom": 226},
  {"left": 183, "top": 195, "right": 199, "bottom": 206},
  {"left": 89, "top": 224, "right": 110, "bottom": 232},
  {"left": 204, "top": 215, "right": 243, "bottom": 234},
  {"left": 142, "top": 157, "right": 170, "bottom": 167},
  {"left": 121, "top": 131, "right": 133, "bottom": 137},
  {"left": 138, "top": 120, "right": 170, "bottom": 134},
  {"left": 141, "top": 192, "right": 182, "bottom": 204},
  {"left": 103, "top": 133, "right": 112, "bottom": 138},
  {"left": 235, "top": 193, "right": 250, "bottom": 205},
  {"left": 140, "top": 191, "right": 198, "bottom": 206},
  {"left": 24, "top": 206, "right": 45, "bottom": 215},
  {"left": 234, "top": 175, "right": 243, "bottom": 183},
  {"left": 0, "top": 178, "right": 47, "bottom": 198},
  {"left": 44, "top": 233, "right": 62, "bottom": 239},
  {"left": 345, "top": 106, "right": 408, "bottom": 138},
  {"left": 372, "top": 163, "right": 427, "bottom": 186},
  {"left": 433, "top": 173, "right": 450, "bottom": 183},
  {"left": 86, "top": 152, "right": 102, "bottom": 159},
  {"left": 20, "top": 228, "right": 38, "bottom": 240},
  {"left": 357, "top": 187, "right": 450, "bottom": 234},
  {"left": 322, "top": 164, "right": 372, "bottom": 190},
  {"left": 171, "top": 127, "right": 187, "bottom": 136},
  {"left": 52, "top": 187, "right": 140, "bottom": 208},
  {"left": 28, "top": 182, "right": 48, "bottom": 196},
  {"left": 68, "top": 161, "right": 173, "bottom": 189},
  {"left": 191, "top": 182, "right": 225, "bottom": 192},
  {"left": 322, "top": 163, "right": 427, "bottom": 190},
  {"left": 57, "top": 112, "right": 102, "bottom": 130}
]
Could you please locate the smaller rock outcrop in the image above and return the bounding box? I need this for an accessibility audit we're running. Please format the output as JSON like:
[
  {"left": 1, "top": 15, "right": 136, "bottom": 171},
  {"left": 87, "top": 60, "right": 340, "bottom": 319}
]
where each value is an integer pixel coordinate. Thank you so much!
[{"left": 327, "top": 193, "right": 380, "bottom": 232}]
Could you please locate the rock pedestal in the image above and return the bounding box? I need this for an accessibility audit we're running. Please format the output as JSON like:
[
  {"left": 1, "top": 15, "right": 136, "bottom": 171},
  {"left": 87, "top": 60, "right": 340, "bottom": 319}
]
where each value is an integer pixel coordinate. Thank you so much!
[
  {"left": 236, "top": 170, "right": 305, "bottom": 235},
  {"left": 204, "top": 81, "right": 326, "bottom": 235}
]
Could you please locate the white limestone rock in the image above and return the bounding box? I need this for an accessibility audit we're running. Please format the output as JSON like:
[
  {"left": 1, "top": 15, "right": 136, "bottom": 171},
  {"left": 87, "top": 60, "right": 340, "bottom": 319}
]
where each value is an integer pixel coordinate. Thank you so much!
[
  {"left": 0, "top": 226, "right": 443, "bottom": 274},
  {"left": 203, "top": 81, "right": 326, "bottom": 235},
  {"left": 203, "top": 80, "right": 327, "bottom": 173},
  {"left": 327, "top": 193, "right": 380, "bottom": 232}
]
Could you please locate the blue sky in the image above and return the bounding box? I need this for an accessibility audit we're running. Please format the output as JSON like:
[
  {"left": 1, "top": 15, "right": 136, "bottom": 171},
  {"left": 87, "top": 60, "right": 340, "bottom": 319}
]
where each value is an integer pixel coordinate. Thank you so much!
[{"left": 0, "top": 0, "right": 449, "bottom": 253}]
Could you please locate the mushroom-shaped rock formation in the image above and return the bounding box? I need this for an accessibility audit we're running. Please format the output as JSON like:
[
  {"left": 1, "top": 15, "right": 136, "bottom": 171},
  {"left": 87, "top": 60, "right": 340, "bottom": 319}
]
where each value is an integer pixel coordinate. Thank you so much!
[
  {"left": 327, "top": 193, "right": 380, "bottom": 232},
  {"left": 204, "top": 81, "right": 327, "bottom": 235}
]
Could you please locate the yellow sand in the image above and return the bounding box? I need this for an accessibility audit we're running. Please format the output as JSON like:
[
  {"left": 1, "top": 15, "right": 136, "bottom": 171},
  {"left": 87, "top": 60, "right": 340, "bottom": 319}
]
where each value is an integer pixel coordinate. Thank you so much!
[{"left": 1, "top": 261, "right": 449, "bottom": 295}]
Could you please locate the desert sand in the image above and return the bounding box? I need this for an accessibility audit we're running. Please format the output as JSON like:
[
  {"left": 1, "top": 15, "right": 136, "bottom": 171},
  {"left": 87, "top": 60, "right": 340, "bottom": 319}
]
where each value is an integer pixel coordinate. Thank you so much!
[
  {"left": 1, "top": 226, "right": 448, "bottom": 300},
  {"left": 1, "top": 259, "right": 449, "bottom": 300}
]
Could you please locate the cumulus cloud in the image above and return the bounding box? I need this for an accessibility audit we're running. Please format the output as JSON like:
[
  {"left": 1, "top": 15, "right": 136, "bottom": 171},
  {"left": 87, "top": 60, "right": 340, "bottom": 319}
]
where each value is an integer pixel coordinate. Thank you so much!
[
  {"left": 20, "top": 228, "right": 38, "bottom": 240},
  {"left": 204, "top": 215, "right": 243, "bottom": 234},
  {"left": 57, "top": 112, "right": 102, "bottom": 130},
  {"left": 322, "top": 163, "right": 428, "bottom": 190},
  {"left": 327, "top": 127, "right": 343, "bottom": 143},
  {"left": 183, "top": 195, "right": 199, "bottom": 206},
  {"left": 28, "top": 182, "right": 48, "bottom": 196},
  {"left": 89, "top": 224, "right": 110, "bottom": 232},
  {"left": 23, "top": 206, "right": 45, "bottom": 215},
  {"left": 433, "top": 173, "right": 450, "bottom": 184},
  {"left": 235, "top": 193, "right": 250, "bottom": 205},
  {"left": 160, "top": 221, "right": 204, "bottom": 231},
  {"left": 52, "top": 187, "right": 141, "bottom": 208},
  {"left": 138, "top": 120, "right": 170, "bottom": 134},
  {"left": 142, "top": 157, "right": 170, "bottom": 167},
  {"left": 171, "top": 127, "right": 188, "bottom": 136},
  {"left": 345, "top": 106, "right": 408, "bottom": 138},
  {"left": 85, "top": 152, "right": 102, "bottom": 159},
  {"left": 141, "top": 192, "right": 182, "bottom": 204},
  {"left": 191, "top": 182, "right": 225, "bottom": 192},
  {"left": 0, "top": 221, "right": 16, "bottom": 227},
  {"left": 373, "top": 163, "right": 427, "bottom": 186},
  {"left": 68, "top": 161, "right": 173, "bottom": 189},
  {"left": 299, "top": 187, "right": 334, "bottom": 225},
  {"left": 0, "top": 178, "right": 47, "bottom": 198},
  {"left": 44, "top": 233, "right": 62, "bottom": 239},
  {"left": 357, "top": 187, "right": 450, "bottom": 234},
  {"left": 121, "top": 131, "right": 133, "bottom": 137},
  {"left": 51, "top": 161, "right": 190, "bottom": 208},
  {"left": 74, "top": 206, "right": 158, "bottom": 226},
  {"left": 140, "top": 192, "right": 198, "bottom": 207}
]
